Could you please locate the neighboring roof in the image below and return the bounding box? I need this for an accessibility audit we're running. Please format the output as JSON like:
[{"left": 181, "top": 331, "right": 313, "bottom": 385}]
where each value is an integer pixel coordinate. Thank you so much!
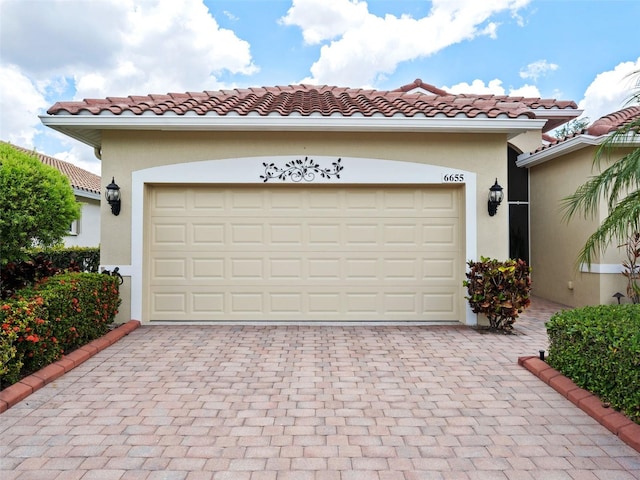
[
  {"left": 517, "top": 106, "right": 640, "bottom": 168},
  {"left": 2, "top": 141, "right": 101, "bottom": 197},
  {"left": 42, "top": 79, "right": 580, "bottom": 150},
  {"left": 586, "top": 105, "right": 640, "bottom": 136}
]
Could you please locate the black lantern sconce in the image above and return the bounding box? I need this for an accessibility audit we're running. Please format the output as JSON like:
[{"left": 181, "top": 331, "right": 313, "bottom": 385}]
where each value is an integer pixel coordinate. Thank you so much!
[
  {"left": 105, "top": 177, "right": 121, "bottom": 216},
  {"left": 488, "top": 178, "right": 504, "bottom": 216}
]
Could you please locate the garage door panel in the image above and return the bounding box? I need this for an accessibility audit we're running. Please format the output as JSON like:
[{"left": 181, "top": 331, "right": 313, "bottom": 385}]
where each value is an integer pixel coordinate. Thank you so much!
[
  {"left": 382, "top": 224, "right": 418, "bottom": 246},
  {"left": 231, "top": 224, "right": 264, "bottom": 244},
  {"left": 270, "top": 224, "right": 304, "bottom": 245},
  {"left": 423, "top": 291, "right": 458, "bottom": 315},
  {"left": 151, "top": 291, "right": 187, "bottom": 315},
  {"left": 152, "top": 258, "right": 187, "bottom": 280},
  {"left": 153, "top": 189, "right": 188, "bottom": 211},
  {"left": 153, "top": 223, "right": 187, "bottom": 246},
  {"left": 148, "top": 185, "right": 463, "bottom": 322},
  {"left": 229, "top": 190, "right": 265, "bottom": 212},
  {"left": 384, "top": 293, "right": 418, "bottom": 314},
  {"left": 230, "top": 292, "right": 264, "bottom": 313},
  {"left": 192, "top": 292, "right": 224, "bottom": 314},
  {"left": 192, "top": 223, "right": 225, "bottom": 246},
  {"left": 308, "top": 224, "right": 341, "bottom": 246},
  {"left": 269, "top": 258, "right": 303, "bottom": 279},
  {"left": 421, "top": 222, "right": 458, "bottom": 248},
  {"left": 382, "top": 259, "right": 418, "bottom": 280},
  {"left": 423, "top": 258, "right": 457, "bottom": 281},
  {"left": 270, "top": 293, "right": 303, "bottom": 313},
  {"left": 192, "top": 258, "right": 225, "bottom": 279},
  {"left": 230, "top": 258, "right": 264, "bottom": 279}
]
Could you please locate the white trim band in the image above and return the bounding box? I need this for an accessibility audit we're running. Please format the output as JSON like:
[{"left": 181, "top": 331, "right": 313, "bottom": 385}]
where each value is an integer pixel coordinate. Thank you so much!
[{"left": 579, "top": 263, "right": 624, "bottom": 274}]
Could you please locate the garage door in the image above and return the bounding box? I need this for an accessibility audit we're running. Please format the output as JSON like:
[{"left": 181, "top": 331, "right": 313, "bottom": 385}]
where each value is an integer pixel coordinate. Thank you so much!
[{"left": 147, "top": 185, "right": 464, "bottom": 322}]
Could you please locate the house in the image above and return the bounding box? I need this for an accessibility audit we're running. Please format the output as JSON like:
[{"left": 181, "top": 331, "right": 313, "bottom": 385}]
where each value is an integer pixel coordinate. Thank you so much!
[
  {"left": 517, "top": 106, "right": 640, "bottom": 308},
  {"left": 40, "top": 79, "right": 581, "bottom": 325},
  {"left": 2, "top": 142, "right": 101, "bottom": 248}
]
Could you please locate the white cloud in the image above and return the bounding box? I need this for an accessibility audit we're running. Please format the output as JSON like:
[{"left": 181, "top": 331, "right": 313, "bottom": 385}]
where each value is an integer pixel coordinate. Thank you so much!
[
  {"left": 519, "top": 60, "right": 559, "bottom": 81},
  {"left": 508, "top": 84, "right": 542, "bottom": 97},
  {"left": 443, "top": 78, "right": 541, "bottom": 97},
  {"left": 285, "top": 0, "right": 532, "bottom": 86},
  {"left": 578, "top": 57, "right": 640, "bottom": 123},
  {"left": 0, "top": 0, "right": 257, "bottom": 171},
  {"left": 0, "top": 64, "right": 47, "bottom": 147},
  {"left": 280, "top": 0, "right": 370, "bottom": 45}
]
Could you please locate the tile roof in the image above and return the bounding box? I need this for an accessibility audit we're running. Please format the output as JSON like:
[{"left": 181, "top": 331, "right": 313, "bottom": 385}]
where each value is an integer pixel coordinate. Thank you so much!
[
  {"left": 47, "top": 78, "right": 577, "bottom": 130},
  {"left": 531, "top": 106, "right": 640, "bottom": 154},
  {"left": 585, "top": 105, "right": 640, "bottom": 136},
  {"left": 2, "top": 142, "right": 101, "bottom": 196}
]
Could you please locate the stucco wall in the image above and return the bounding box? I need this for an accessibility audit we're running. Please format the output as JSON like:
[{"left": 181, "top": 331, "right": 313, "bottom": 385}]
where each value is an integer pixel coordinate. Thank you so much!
[
  {"left": 529, "top": 146, "right": 628, "bottom": 307},
  {"left": 100, "top": 129, "right": 512, "bottom": 323}
]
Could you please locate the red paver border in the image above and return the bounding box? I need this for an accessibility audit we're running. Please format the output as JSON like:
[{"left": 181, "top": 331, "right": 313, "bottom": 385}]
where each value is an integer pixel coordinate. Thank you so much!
[
  {"left": 518, "top": 356, "right": 640, "bottom": 453},
  {"left": 0, "top": 320, "right": 140, "bottom": 413}
]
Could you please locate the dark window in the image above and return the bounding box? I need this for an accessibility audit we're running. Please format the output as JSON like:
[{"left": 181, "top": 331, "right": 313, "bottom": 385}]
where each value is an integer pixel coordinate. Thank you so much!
[{"left": 508, "top": 147, "right": 529, "bottom": 262}]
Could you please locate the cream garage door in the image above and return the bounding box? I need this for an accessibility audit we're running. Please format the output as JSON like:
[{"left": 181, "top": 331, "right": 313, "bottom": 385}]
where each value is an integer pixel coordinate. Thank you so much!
[{"left": 147, "top": 185, "right": 463, "bottom": 322}]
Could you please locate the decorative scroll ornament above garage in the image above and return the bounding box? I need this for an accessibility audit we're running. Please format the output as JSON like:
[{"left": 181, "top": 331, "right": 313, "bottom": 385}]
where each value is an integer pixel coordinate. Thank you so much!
[{"left": 260, "top": 157, "right": 343, "bottom": 182}]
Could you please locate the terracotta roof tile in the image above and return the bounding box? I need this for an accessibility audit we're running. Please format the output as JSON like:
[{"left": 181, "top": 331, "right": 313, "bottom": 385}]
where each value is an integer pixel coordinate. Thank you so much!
[
  {"left": 530, "top": 106, "right": 640, "bottom": 154},
  {"left": 586, "top": 106, "right": 640, "bottom": 136},
  {"left": 1, "top": 142, "right": 101, "bottom": 195},
  {"left": 47, "top": 79, "right": 577, "bottom": 124}
]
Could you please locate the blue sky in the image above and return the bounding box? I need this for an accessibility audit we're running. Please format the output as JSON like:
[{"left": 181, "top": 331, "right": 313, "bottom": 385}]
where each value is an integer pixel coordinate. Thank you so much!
[{"left": 1, "top": 0, "right": 639, "bottom": 174}]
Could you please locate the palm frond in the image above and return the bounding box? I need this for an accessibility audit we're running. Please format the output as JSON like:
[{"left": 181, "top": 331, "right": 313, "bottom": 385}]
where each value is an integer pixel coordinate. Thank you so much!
[{"left": 576, "top": 189, "right": 640, "bottom": 267}]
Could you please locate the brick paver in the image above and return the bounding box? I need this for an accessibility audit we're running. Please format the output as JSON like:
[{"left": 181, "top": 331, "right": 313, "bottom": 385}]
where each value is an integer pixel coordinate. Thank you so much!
[{"left": 1, "top": 298, "right": 639, "bottom": 479}]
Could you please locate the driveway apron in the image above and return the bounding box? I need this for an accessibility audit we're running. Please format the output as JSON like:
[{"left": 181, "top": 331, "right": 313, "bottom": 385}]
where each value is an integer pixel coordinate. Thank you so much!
[{"left": 1, "top": 298, "right": 639, "bottom": 480}]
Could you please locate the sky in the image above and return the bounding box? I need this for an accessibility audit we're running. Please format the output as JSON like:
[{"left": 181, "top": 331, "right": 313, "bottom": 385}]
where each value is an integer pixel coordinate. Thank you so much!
[{"left": 1, "top": 0, "right": 639, "bottom": 175}]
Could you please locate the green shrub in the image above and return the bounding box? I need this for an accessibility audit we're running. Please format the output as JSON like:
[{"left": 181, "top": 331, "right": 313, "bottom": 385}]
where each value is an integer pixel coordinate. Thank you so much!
[
  {"left": 464, "top": 257, "right": 532, "bottom": 331},
  {"left": 35, "top": 246, "right": 100, "bottom": 273},
  {"left": 1, "top": 247, "right": 100, "bottom": 299},
  {"left": 0, "top": 143, "right": 80, "bottom": 264},
  {"left": 0, "top": 272, "right": 120, "bottom": 388},
  {"left": 546, "top": 305, "right": 640, "bottom": 423}
]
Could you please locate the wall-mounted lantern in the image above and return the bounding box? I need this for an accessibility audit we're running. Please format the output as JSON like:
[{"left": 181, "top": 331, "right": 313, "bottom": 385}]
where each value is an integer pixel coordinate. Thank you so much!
[
  {"left": 105, "top": 177, "right": 121, "bottom": 216},
  {"left": 488, "top": 178, "right": 504, "bottom": 216}
]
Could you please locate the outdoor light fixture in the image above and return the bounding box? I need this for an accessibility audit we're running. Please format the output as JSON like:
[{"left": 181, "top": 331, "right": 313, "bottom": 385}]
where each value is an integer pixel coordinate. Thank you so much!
[
  {"left": 105, "top": 177, "right": 121, "bottom": 216},
  {"left": 613, "top": 292, "right": 625, "bottom": 304},
  {"left": 488, "top": 178, "right": 504, "bottom": 216}
]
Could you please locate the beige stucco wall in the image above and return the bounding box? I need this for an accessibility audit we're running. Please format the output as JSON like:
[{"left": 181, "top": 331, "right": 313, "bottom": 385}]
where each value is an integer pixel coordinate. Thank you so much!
[
  {"left": 529, "top": 146, "right": 629, "bottom": 307},
  {"left": 509, "top": 131, "right": 542, "bottom": 155},
  {"left": 100, "top": 129, "right": 513, "bottom": 323}
]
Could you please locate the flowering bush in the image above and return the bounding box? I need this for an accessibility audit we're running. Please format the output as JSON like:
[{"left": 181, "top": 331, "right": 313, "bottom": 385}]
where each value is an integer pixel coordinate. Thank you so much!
[
  {"left": 0, "top": 297, "right": 61, "bottom": 386},
  {"left": 0, "top": 272, "right": 120, "bottom": 388}
]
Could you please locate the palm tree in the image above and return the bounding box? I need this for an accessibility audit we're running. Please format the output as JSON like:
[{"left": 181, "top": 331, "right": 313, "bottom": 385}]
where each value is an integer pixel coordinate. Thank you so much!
[{"left": 562, "top": 71, "right": 640, "bottom": 268}]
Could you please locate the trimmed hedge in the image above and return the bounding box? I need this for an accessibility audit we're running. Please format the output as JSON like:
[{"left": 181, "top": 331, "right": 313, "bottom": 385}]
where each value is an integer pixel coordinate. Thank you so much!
[
  {"left": 0, "top": 272, "right": 120, "bottom": 388},
  {"left": 546, "top": 304, "right": 640, "bottom": 424}
]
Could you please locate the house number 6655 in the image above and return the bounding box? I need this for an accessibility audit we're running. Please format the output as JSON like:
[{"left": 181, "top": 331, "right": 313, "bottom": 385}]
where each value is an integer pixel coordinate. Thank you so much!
[{"left": 442, "top": 173, "right": 465, "bottom": 182}]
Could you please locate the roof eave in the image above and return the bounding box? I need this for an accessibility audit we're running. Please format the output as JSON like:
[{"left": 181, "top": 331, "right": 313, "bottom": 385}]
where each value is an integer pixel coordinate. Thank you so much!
[
  {"left": 527, "top": 108, "right": 583, "bottom": 132},
  {"left": 516, "top": 135, "right": 603, "bottom": 167},
  {"left": 516, "top": 131, "right": 640, "bottom": 168},
  {"left": 74, "top": 188, "right": 101, "bottom": 200},
  {"left": 40, "top": 114, "right": 548, "bottom": 150}
]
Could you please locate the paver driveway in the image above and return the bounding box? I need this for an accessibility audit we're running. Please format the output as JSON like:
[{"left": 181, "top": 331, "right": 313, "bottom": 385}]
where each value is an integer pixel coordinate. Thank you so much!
[{"left": 1, "top": 298, "right": 639, "bottom": 480}]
